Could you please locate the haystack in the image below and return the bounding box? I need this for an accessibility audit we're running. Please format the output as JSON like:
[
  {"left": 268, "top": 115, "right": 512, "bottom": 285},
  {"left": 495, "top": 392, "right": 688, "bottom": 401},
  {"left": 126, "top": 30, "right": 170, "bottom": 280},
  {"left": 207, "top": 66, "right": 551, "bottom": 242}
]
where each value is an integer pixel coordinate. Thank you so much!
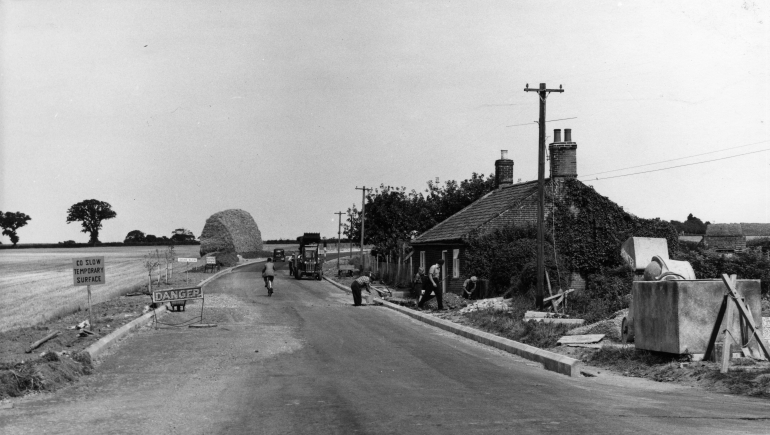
[{"left": 199, "top": 209, "right": 262, "bottom": 266}]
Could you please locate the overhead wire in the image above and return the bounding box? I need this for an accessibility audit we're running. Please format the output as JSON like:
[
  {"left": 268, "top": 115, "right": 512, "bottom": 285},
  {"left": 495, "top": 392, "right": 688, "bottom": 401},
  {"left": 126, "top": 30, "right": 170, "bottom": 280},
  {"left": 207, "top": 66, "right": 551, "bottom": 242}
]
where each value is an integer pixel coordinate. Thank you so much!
[
  {"left": 582, "top": 139, "right": 770, "bottom": 177},
  {"left": 584, "top": 148, "right": 770, "bottom": 181}
]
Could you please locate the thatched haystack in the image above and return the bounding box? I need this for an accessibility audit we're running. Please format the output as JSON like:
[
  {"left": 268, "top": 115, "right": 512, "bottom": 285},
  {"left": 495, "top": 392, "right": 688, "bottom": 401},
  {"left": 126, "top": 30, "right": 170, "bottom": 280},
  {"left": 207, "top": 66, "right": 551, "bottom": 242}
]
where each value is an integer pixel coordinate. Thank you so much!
[{"left": 200, "top": 209, "right": 262, "bottom": 266}]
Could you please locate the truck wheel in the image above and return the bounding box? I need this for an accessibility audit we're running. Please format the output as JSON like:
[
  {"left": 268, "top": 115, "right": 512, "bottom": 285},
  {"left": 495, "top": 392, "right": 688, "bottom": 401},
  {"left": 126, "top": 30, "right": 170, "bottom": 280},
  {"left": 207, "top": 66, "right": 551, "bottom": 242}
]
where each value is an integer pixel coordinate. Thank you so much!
[{"left": 295, "top": 270, "right": 301, "bottom": 280}]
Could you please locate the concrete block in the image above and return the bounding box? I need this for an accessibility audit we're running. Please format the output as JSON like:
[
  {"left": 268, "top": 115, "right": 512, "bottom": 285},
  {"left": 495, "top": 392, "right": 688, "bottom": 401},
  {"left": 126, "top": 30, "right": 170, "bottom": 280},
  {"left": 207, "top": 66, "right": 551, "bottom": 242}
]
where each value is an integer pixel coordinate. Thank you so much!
[
  {"left": 621, "top": 237, "right": 669, "bottom": 271},
  {"left": 633, "top": 279, "right": 762, "bottom": 354}
]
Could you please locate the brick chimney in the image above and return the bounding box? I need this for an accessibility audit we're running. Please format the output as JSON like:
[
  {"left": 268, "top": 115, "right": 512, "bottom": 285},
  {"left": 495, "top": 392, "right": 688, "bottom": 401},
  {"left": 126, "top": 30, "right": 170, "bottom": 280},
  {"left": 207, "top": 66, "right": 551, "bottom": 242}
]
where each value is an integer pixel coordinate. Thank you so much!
[
  {"left": 549, "top": 128, "right": 577, "bottom": 178},
  {"left": 495, "top": 150, "right": 514, "bottom": 188}
]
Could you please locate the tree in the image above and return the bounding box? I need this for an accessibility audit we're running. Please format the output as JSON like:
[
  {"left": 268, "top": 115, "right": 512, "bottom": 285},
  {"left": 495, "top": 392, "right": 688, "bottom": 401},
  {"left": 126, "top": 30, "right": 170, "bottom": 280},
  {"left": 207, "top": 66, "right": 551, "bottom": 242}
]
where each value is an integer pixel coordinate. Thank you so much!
[
  {"left": 66, "top": 200, "right": 117, "bottom": 245},
  {"left": 0, "top": 211, "right": 32, "bottom": 246},
  {"left": 344, "top": 173, "right": 496, "bottom": 257},
  {"left": 671, "top": 213, "right": 708, "bottom": 235},
  {"left": 171, "top": 228, "right": 195, "bottom": 242},
  {"left": 124, "top": 230, "right": 146, "bottom": 243}
]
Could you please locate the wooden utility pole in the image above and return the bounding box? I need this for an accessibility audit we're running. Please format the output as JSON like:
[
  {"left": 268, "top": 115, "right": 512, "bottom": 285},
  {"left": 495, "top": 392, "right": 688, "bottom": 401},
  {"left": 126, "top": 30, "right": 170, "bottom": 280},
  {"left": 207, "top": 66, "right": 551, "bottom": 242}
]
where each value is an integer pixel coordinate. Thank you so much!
[
  {"left": 355, "top": 186, "right": 372, "bottom": 271},
  {"left": 524, "top": 83, "right": 564, "bottom": 309},
  {"left": 334, "top": 211, "right": 344, "bottom": 271}
]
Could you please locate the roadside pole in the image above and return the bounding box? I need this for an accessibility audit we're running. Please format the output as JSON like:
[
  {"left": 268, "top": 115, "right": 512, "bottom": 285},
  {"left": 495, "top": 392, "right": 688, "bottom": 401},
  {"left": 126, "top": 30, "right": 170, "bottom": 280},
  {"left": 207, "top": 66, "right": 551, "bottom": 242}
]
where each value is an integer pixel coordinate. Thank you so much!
[
  {"left": 355, "top": 186, "right": 372, "bottom": 271},
  {"left": 335, "top": 211, "right": 344, "bottom": 272},
  {"left": 87, "top": 285, "right": 93, "bottom": 331},
  {"left": 524, "top": 82, "right": 564, "bottom": 309},
  {"left": 177, "top": 257, "right": 198, "bottom": 284}
]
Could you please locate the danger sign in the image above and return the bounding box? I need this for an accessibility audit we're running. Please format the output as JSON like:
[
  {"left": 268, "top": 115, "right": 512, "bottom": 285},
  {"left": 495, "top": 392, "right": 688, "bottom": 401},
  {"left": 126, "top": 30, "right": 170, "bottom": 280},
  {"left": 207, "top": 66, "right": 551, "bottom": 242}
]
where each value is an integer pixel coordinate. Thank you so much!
[
  {"left": 72, "top": 256, "right": 106, "bottom": 286},
  {"left": 152, "top": 286, "right": 204, "bottom": 303}
]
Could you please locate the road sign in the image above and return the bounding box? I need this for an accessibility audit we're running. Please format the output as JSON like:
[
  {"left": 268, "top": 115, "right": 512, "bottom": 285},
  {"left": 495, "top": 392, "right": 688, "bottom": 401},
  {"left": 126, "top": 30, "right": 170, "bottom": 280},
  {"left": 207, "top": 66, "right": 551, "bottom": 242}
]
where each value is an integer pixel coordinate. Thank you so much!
[
  {"left": 152, "top": 286, "right": 204, "bottom": 303},
  {"left": 206, "top": 256, "right": 216, "bottom": 264},
  {"left": 177, "top": 257, "right": 199, "bottom": 263},
  {"left": 72, "top": 256, "right": 106, "bottom": 286}
]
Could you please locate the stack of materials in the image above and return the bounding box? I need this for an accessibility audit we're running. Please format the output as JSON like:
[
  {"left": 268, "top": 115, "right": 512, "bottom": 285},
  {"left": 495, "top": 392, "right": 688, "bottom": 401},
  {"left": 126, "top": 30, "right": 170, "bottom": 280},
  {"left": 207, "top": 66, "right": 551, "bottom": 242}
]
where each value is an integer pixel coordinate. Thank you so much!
[
  {"left": 458, "top": 297, "right": 510, "bottom": 314},
  {"left": 199, "top": 209, "right": 262, "bottom": 267}
]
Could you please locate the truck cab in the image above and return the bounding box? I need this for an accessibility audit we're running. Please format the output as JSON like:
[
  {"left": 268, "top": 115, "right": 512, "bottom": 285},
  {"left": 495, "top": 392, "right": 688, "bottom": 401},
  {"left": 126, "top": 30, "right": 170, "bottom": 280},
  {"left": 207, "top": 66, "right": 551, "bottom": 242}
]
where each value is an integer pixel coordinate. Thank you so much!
[
  {"left": 273, "top": 248, "right": 285, "bottom": 262},
  {"left": 293, "top": 233, "right": 323, "bottom": 280}
]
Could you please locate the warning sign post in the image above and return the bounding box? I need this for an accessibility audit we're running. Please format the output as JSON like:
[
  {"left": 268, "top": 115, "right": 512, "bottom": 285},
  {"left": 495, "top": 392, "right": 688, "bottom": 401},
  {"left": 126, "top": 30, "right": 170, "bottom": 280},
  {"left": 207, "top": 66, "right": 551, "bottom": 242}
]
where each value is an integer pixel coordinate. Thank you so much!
[{"left": 72, "top": 256, "right": 106, "bottom": 331}]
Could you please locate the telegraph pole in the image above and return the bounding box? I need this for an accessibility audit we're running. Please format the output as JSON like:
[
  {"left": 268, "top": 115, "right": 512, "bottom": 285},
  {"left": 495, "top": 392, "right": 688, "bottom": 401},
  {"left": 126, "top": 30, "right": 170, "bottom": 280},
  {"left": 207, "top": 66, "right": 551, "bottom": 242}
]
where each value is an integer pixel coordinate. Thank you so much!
[
  {"left": 355, "top": 186, "right": 372, "bottom": 271},
  {"left": 334, "top": 211, "right": 344, "bottom": 271},
  {"left": 524, "top": 83, "right": 563, "bottom": 309}
]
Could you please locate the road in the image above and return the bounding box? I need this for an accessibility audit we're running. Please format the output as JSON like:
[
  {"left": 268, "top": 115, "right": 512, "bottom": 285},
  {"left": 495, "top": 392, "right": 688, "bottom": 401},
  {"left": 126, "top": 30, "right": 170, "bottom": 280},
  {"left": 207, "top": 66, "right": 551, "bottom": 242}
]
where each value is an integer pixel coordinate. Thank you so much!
[{"left": 2, "top": 261, "right": 770, "bottom": 434}]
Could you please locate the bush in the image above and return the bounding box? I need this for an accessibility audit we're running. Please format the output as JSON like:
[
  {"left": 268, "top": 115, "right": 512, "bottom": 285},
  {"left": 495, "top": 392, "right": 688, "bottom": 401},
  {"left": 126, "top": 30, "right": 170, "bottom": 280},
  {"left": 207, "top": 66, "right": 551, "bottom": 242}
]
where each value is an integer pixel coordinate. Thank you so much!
[
  {"left": 567, "top": 265, "right": 635, "bottom": 323},
  {"left": 673, "top": 249, "right": 770, "bottom": 295}
]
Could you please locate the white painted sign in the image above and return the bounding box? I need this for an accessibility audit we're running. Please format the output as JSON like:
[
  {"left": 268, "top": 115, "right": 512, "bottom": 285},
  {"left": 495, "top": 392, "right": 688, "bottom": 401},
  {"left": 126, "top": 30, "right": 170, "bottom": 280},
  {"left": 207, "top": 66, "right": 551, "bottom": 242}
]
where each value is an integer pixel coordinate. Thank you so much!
[
  {"left": 206, "top": 257, "right": 216, "bottom": 264},
  {"left": 72, "top": 256, "right": 106, "bottom": 286},
  {"left": 177, "top": 257, "right": 199, "bottom": 263}
]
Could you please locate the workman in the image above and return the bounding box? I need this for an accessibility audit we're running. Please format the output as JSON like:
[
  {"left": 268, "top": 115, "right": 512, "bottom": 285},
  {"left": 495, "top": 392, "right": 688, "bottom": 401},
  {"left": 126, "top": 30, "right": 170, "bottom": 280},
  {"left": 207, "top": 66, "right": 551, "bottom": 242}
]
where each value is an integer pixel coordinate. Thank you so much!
[
  {"left": 287, "top": 254, "right": 294, "bottom": 276},
  {"left": 462, "top": 276, "right": 478, "bottom": 299},
  {"left": 350, "top": 273, "right": 373, "bottom": 306},
  {"left": 418, "top": 259, "right": 444, "bottom": 310}
]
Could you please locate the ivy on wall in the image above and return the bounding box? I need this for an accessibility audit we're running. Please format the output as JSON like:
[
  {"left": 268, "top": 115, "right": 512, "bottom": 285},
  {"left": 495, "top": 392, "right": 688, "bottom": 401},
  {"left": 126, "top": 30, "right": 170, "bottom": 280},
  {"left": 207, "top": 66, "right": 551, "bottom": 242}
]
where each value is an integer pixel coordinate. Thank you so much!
[
  {"left": 551, "top": 178, "right": 678, "bottom": 275},
  {"left": 464, "top": 178, "right": 679, "bottom": 296}
]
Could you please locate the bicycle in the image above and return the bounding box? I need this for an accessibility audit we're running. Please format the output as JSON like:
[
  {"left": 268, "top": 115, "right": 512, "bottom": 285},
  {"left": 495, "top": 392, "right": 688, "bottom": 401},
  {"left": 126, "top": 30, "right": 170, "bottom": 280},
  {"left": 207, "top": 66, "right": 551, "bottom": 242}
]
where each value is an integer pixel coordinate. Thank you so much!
[{"left": 264, "top": 275, "right": 274, "bottom": 296}]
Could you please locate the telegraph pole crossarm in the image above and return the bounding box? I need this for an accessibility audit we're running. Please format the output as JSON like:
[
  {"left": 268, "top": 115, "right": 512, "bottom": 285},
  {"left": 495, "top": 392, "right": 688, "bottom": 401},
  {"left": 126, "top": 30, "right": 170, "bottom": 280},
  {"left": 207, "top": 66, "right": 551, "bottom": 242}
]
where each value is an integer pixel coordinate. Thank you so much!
[{"left": 524, "top": 82, "right": 564, "bottom": 309}]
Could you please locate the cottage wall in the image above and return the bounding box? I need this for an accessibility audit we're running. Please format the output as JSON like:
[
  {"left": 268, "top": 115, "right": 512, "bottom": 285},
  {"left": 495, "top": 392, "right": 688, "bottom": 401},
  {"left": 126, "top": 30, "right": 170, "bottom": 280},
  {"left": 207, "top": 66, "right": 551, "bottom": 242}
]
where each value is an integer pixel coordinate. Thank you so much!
[{"left": 411, "top": 244, "right": 469, "bottom": 296}]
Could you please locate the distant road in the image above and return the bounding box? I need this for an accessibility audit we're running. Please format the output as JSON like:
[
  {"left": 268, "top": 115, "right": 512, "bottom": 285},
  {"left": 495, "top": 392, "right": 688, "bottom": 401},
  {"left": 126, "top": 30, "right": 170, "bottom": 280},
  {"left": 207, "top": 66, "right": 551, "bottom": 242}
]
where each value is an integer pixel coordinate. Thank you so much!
[{"left": 3, "top": 263, "right": 770, "bottom": 434}]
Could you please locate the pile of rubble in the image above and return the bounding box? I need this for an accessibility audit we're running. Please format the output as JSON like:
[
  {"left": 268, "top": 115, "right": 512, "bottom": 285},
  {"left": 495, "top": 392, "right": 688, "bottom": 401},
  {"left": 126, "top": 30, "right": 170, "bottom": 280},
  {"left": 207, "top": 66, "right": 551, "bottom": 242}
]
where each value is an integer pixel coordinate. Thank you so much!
[{"left": 458, "top": 297, "right": 510, "bottom": 314}]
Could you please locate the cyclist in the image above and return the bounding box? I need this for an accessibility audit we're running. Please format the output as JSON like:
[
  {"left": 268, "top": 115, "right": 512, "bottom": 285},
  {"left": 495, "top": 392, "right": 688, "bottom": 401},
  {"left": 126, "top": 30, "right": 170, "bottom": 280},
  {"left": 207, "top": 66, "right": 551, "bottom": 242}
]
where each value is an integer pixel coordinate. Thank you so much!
[{"left": 262, "top": 257, "right": 276, "bottom": 296}]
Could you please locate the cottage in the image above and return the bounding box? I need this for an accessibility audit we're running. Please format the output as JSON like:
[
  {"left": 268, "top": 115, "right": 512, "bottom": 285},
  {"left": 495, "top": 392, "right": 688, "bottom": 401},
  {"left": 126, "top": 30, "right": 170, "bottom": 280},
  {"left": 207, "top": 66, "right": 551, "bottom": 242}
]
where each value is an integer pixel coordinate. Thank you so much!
[{"left": 410, "top": 128, "right": 585, "bottom": 296}]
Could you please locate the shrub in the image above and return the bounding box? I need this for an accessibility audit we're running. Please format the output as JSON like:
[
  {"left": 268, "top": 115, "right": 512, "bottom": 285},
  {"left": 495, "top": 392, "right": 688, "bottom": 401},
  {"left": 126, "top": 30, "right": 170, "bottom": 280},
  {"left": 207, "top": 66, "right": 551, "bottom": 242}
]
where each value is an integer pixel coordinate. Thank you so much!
[
  {"left": 567, "top": 265, "right": 635, "bottom": 323},
  {"left": 673, "top": 249, "right": 770, "bottom": 295}
]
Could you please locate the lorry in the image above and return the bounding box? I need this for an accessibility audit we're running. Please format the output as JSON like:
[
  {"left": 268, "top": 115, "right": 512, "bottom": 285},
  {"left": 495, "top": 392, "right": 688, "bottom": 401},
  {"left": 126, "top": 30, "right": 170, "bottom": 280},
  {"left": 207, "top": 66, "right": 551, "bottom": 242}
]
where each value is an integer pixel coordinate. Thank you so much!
[
  {"left": 272, "top": 248, "right": 285, "bottom": 262},
  {"left": 293, "top": 233, "right": 324, "bottom": 280}
]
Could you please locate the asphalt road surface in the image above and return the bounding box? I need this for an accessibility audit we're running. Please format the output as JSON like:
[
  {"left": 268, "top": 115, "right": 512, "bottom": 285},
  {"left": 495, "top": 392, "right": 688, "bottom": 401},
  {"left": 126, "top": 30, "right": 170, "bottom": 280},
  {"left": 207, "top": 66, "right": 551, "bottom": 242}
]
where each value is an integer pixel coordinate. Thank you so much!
[{"left": 2, "top": 261, "right": 770, "bottom": 434}]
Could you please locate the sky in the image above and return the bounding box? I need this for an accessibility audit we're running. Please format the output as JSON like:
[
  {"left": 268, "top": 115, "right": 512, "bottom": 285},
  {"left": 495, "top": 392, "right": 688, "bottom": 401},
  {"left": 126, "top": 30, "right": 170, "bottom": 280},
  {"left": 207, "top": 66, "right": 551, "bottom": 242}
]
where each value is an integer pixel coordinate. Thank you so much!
[{"left": 1, "top": 0, "right": 768, "bottom": 244}]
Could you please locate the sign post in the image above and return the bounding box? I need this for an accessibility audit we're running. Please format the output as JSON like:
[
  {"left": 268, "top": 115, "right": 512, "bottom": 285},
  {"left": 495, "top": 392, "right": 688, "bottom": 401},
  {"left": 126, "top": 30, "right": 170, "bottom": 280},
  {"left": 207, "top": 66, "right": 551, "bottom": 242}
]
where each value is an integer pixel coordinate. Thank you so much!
[
  {"left": 72, "top": 256, "right": 106, "bottom": 331},
  {"left": 177, "top": 257, "right": 198, "bottom": 283}
]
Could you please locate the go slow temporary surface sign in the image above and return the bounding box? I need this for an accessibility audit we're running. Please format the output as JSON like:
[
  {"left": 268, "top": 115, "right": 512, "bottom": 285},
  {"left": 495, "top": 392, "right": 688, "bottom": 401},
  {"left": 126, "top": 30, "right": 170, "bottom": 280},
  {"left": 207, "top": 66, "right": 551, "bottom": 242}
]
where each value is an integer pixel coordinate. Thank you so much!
[
  {"left": 152, "top": 286, "right": 204, "bottom": 303},
  {"left": 72, "top": 256, "right": 106, "bottom": 286}
]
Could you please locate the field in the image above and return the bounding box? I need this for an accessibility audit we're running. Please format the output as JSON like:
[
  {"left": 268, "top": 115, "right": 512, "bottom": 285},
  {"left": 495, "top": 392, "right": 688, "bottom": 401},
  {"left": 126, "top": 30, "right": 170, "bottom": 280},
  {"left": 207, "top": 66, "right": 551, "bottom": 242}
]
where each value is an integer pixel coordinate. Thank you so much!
[{"left": 0, "top": 245, "right": 202, "bottom": 332}]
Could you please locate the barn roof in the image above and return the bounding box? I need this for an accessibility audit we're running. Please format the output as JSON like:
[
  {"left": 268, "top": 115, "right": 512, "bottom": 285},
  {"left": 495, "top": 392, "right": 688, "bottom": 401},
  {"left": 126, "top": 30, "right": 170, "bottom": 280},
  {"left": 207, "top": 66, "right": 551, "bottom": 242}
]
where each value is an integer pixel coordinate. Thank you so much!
[
  {"left": 740, "top": 223, "right": 770, "bottom": 237},
  {"left": 705, "top": 223, "right": 743, "bottom": 237}
]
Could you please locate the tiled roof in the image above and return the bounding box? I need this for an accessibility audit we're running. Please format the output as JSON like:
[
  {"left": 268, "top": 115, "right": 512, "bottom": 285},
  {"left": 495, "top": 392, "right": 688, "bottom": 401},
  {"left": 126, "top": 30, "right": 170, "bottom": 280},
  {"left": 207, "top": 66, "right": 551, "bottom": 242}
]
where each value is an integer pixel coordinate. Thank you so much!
[
  {"left": 412, "top": 180, "right": 540, "bottom": 244},
  {"left": 740, "top": 223, "right": 770, "bottom": 237},
  {"left": 705, "top": 223, "right": 743, "bottom": 237}
]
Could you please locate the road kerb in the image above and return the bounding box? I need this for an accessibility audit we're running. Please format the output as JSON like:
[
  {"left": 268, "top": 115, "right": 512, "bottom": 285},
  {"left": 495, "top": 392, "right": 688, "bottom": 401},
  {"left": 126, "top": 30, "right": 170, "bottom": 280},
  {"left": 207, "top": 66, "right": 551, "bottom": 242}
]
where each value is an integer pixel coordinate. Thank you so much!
[
  {"left": 85, "top": 305, "right": 168, "bottom": 360},
  {"left": 324, "top": 276, "right": 581, "bottom": 377},
  {"left": 85, "top": 261, "right": 263, "bottom": 362}
]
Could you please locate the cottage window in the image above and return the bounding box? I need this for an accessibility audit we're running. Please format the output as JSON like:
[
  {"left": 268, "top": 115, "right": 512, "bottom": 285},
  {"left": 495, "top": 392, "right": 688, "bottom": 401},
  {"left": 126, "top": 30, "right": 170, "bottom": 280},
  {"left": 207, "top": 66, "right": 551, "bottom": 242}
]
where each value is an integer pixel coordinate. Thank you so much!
[
  {"left": 452, "top": 249, "right": 460, "bottom": 278},
  {"left": 420, "top": 251, "right": 425, "bottom": 270}
]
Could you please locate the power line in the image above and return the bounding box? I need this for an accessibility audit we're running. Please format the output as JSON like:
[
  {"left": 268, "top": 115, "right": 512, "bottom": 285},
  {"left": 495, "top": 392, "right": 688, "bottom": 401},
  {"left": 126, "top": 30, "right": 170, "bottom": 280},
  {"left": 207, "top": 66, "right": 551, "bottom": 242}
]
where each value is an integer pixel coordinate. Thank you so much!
[
  {"left": 506, "top": 117, "right": 577, "bottom": 127},
  {"left": 585, "top": 148, "right": 770, "bottom": 181},
  {"left": 583, "top": 139, "right": 770, "bottom": 177}
]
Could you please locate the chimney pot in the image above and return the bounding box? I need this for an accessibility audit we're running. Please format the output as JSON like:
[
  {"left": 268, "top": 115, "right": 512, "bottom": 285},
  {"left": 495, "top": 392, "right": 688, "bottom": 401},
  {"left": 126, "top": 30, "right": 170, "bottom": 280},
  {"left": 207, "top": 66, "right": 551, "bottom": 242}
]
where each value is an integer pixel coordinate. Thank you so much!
[
  {"left": 553, "top": 129, "right": 562, "bottom": 143},
  {"left": 501, "top": 150, "right": 508, "bottom": 159},
  {"left": 564, "top": 128, "right": 572, "bottom": 142}
]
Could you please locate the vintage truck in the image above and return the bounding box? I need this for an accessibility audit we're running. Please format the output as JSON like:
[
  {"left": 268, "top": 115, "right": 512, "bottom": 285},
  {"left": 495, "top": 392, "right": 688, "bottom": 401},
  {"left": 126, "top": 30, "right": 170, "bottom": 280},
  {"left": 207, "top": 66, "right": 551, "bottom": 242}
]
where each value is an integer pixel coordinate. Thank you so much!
[
  {"left": 272, "top": 248, "right": 285, "bottom": 262},
  {"left": 293, "top": 233, "right": 324, "bottom": 280}
]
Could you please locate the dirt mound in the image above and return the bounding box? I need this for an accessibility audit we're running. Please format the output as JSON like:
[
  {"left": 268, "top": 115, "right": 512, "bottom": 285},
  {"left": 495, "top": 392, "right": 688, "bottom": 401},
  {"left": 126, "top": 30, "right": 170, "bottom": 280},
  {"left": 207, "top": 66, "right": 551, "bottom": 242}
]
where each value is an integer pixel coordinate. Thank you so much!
[
  {"left": 422, "top": 292, "right": 469, "bottom": 310},
  {"left": 200, "top": 209, "right": 262, "bottom": 266},
  {"left": 0, "top": 351, "right": 91, "bottom": 399}
]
